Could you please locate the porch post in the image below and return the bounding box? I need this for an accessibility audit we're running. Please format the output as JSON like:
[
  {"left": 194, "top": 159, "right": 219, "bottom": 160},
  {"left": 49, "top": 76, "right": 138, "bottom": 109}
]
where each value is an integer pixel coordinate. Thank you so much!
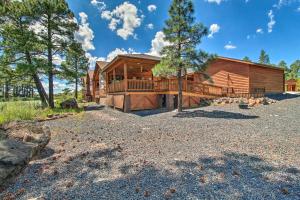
[
  {"left": 124, "top": 63, "right": 128, "bottom": 92},
  {"left": 185, "top": 75, "right": 188, "bottom": 92},
  {"left": 113, "top": 68, "right": 116, "bottom": 92},
  {"left": 106, "top": 72, "right": 109, "bottom": 93}
]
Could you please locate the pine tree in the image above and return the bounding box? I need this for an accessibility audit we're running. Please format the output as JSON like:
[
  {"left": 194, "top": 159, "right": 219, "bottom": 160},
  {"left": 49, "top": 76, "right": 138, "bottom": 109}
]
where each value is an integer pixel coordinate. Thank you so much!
[
  {"left": 259, "top": 50, "right": 270, "bottom": 64},
  {"left": 152, "top": 0, "right": 213, "bottom": 112},
  {"left": 0, "top": 0, "right": 49, "bottom": 106},
  {"left": 243, "top": 56, "right": 251, "bottom": 62},
  {"left": 32, "top": 0, "right": 78, "bottom": 108},
  {"left": 61, "top": 42, "right": 89, "bottom": 99},
  {"left": 289, "top": 60, "right": 300, "bottom": 79}
]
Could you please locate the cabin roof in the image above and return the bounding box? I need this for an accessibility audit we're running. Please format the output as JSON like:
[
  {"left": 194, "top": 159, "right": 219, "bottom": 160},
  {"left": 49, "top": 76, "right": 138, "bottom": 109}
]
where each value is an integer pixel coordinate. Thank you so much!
[
  {"left": 96, "top": 61, "right": 109, "bottom": 70},
  {"left": 286, "top": 79, "right": 297, "bottom": 84},
  {"left": 217, "top": 57, "right": 284, "bottom": 71},
  {"left": 101, "top": 54, "right": 284, "bottom": 73},
  {"left": 102, "top": 54, "right": 161, "bottom": 72}
]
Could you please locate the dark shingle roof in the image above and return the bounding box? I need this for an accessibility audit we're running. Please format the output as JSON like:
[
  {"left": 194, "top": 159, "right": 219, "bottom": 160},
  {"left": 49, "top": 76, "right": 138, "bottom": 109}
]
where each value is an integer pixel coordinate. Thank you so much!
[{"left": 119, "top": 54, "right": 161, "bottom": 61}]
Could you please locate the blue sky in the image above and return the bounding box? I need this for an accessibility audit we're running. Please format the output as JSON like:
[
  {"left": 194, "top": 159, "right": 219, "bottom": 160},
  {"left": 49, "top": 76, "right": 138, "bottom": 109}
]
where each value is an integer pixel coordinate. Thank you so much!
[{"left": 67, "top": 0, "right": 300, "bottom": 68}]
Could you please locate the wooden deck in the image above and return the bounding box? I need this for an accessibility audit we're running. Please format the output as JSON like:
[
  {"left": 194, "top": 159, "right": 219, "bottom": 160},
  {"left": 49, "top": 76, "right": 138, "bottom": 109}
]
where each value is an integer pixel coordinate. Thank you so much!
[{"left": 107, "top": 79, "right": 224, "bottom": 97}]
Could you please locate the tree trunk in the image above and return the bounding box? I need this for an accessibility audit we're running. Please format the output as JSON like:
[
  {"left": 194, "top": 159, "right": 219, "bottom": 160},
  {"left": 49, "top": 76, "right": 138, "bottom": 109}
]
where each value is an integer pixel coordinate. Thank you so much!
[
  {"left": 177, "top": 69, "right": 183, "bottom": 112},
  {"left": 4, "top": 80, "right": 9, "bottom": 100},
  {"left": 75, "top": 58, "right": 78, "bottom": 99},
  {"left": 25, "top": 51, "right": 49, "bottom": 107},
  {"left": 47, "top": 18, "right": 54, "bottom": 108}
]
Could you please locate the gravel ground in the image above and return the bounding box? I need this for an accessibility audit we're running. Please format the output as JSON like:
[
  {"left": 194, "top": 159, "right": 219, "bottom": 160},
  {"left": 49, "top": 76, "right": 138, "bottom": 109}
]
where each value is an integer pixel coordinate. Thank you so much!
[{"left": 1, "top": 94, "right": 300, "bottom": 200}]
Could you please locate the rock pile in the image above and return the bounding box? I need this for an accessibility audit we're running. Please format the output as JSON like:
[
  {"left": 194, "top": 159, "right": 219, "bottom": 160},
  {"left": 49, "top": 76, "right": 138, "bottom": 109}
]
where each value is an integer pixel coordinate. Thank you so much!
[
  {"left": 0, "top": 122, "right": 51, "bottom": 187},
  {"left": 212, "top": 97, "right": 277, "bottom": 107}
]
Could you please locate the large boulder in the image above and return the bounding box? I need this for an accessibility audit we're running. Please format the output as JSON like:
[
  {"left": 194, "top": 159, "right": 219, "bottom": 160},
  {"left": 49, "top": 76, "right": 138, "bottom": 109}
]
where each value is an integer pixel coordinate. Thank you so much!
[
  {"left": 0, "top": 139, "right": 36, "bottom": 186},
  {"left": 0, "top": 123, "right": 51, "bottom": 187},
  {"left": 4, "top": 123, "right": 51, "bottom": 153},
  {"left": 60, "top": 98, "right": 78, "bottom": 109}
]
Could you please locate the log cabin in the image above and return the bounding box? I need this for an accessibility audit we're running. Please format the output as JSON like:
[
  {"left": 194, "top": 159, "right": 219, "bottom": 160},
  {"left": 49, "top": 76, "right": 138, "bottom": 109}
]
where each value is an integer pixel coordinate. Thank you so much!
[
  {"left": 93, "top": 54, "right": 284, "bottom": 112},
  {"left": 81, "top": 70, "right": 94, "bottom": 102},
  {"left": 285, "top": 79, "right": 298, "bottom": 92},
  {"left": 92, "top": 61, "right": 109, "bottom": 103}
]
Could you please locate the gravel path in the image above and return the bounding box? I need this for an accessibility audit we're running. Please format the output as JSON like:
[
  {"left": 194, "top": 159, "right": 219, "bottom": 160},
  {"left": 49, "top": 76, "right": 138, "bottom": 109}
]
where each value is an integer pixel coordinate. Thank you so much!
[{"left": 1, "top": 94, "right": 300, "bottom": 200}]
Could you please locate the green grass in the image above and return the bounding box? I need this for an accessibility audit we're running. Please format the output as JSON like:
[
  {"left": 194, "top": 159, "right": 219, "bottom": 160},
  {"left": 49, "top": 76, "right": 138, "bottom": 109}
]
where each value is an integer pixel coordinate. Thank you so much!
[{"left": 0, "top": 100, "right": 83, "bottom": 125}]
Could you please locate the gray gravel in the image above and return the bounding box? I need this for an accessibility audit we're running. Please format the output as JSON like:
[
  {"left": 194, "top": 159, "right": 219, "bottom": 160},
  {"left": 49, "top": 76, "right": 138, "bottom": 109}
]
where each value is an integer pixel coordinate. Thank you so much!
[{"left": 1, "top": 94, "right": 300, "bottom": 200}]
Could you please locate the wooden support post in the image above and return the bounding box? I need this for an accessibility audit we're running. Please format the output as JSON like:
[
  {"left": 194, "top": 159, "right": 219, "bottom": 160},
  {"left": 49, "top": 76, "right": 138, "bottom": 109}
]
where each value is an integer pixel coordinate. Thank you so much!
[
  {"left": 106, "top": 72, "right": 109, "bottom": 93},
  {"left": 124, "top": 63, "right": 128, "bottom": 92},
  {"left": 124, "top": 94, "right": 131, "bottom": 113},
  {"left": 113, "top": 68, "right": 116, "bottom": 92},
  {"left": 185, "top": 75, "right": 188, "bottom": 92}
]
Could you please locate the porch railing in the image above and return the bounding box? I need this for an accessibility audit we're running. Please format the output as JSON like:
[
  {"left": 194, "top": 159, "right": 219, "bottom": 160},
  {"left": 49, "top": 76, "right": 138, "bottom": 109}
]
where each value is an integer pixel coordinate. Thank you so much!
[{"left": 128, "top": 80, "right": 154, "bottom": 91}]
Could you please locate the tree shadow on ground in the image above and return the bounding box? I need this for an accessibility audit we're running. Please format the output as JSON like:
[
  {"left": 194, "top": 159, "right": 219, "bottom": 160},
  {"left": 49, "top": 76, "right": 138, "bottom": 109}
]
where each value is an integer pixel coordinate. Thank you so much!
[
  {"left": 173, "top": 110, "right": 259, "bottom": 120},
  {"left": 132, "top": 108, "right": 169, "bottom": 117},
  {"left": 84, "top": 105, "right": 105, "bottom": 111},
  {"left": 5, "top": 149, "right": 300, "bottom": 200},
  {"left": 266, "top": 93, "right": 300, "bottom": 101}
]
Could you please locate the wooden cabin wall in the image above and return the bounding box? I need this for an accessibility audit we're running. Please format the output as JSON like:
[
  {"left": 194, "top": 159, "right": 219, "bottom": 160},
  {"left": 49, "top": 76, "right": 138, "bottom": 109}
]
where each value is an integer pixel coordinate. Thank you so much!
[
  {"left": 197, "top": 60, "right": 250, "bottom": 93},
  {"left": 130, "top": 94, "right": 158, "bottom": 110},
  {"left": 183, "top": 96, "right": 201, "bottom": 108},
  {"left": 249, "top": 65, "right": 284, "bottom": 93}
]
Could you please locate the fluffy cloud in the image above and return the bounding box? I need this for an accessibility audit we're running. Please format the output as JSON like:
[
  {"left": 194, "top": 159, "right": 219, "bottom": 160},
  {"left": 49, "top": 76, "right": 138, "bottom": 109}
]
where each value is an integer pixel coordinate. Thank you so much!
[
  {"left": 267, "top": 10, "right": 276, "bottom": 33},
  {"left": 90, "top": 0, "right": 106, "bottom": 11},
  {"left": 149, "top": 31, "right": 170, "bottom": 56},
  {"left": 146, "top": 23, "right": 154, "bottom": 29},
  {"left": 147, "top": 5, "right": 157, "bottom": 12},
  {"left": 206, "top": 0, "right": 224, "bottom": 4},
  {"left": 224, "top": 41, "right": 237, "bottom": 50},
  {"left": 74, "top": 12, "right": 95, "bottom": 51},
  {"left": 106, "top": 48, "right": 139, "bottom": 62},
  {"left": 101, "top": 2, "right": 142, "bottom": 40},
  {"left": 85, "top": 53, "right": 105, "bottom": 69},
  {"left": 208, "top": 24, "right": 220, "bottom": 38},
  {"left": 256, "top": 28, "right": 264, "bottom": 34}
]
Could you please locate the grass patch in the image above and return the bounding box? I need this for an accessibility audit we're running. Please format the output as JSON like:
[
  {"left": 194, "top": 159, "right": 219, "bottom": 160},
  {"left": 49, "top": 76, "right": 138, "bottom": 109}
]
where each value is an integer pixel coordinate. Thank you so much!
[{"left": 0, "top": 101, "right": 83, "bottom": 125}]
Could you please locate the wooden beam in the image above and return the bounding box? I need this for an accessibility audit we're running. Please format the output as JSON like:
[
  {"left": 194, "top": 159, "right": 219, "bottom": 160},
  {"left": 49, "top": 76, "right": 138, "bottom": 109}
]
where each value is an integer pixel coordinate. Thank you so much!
[
  {"left": 113, "top": 68, "right": 116, "bottom": 92},
  {"left": 124, "top": 63, "right": 128, "bottom": 92}
]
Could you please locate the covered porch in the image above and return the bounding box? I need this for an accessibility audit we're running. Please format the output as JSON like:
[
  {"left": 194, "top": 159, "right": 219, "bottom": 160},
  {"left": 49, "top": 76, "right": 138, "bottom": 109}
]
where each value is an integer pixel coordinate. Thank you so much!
[{"left": 105, "top": 55, "right": 159, "bottom": 93}]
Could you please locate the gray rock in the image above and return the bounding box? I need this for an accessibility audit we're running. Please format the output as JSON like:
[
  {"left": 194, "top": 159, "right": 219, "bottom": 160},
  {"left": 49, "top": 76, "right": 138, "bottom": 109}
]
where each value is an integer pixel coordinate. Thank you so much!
[
  {"left": 0, "top": 123, "right": 51, "bottom": 187},
  {"left": 0, "top": 139, "right": 37, "bottom": 186},
  {"left": 60, "top": 98, "right": 78, "bottom": 109}
]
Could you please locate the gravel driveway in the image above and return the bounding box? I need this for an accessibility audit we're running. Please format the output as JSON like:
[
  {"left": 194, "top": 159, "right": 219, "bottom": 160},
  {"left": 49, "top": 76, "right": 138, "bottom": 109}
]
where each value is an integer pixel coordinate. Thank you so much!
[{"left": 2, "top": 94, "right": 300, "bottom": 200}]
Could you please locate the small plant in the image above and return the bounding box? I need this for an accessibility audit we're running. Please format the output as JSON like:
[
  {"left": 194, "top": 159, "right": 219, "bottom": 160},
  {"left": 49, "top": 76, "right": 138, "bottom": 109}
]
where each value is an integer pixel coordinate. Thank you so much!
[{"left": 239, "top": 100, "right": 248, "bottom": 109}]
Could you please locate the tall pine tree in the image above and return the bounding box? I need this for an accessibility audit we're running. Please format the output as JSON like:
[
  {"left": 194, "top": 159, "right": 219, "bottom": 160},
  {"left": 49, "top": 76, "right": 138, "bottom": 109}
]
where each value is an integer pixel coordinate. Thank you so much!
[
  {"left": 32, "top": 0, "right": 77, "bottom": 108},
  {"left": 61, "top": 42, "right": 89, "bottom": 99},
  {"left": 259, "top": 50, "right": 270, "bottom": 64},
  {"left": 0, "top": 0, "right": 49, "bottom": 106},
  {"left": 152, "top": 0, "right": 213, "bottom": 112}
]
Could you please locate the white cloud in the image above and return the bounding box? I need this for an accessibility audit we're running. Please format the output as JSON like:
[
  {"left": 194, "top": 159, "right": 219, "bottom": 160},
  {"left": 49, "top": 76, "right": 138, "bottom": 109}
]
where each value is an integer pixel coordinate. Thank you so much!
[
  {"left": 149, "top": 31, "right": 170, "bottom": 56},
  {"left": 224, "top": 41, "right": 237, "bottom": 50},
  {"left": 146, "top": 23, "right": 154, "bottom": 29},
  {"left": 90, "top": 0, "right": 106, "bottom": 11},
  {"left": 256, "top": 28, "right": 264, "bottom": 34},
  {"left": 74, "top": 12, "right": 95, "bottom": 51},
  {"left": 106, "top": 48, "right": 139, "bottom": 62},
  {"left": 297, "top": 6, "right": 300, "bottom": 11},
  {"left": 267, "top": 10, "right": 276, "bottom": 33},
  {"left": 206, "top": 0, "right": 224, "bottom": 4},
  {"left": 53, "top": 55, "right": 65, "bottom": 66},
  {"left": 85, "top": 53, "right": 105, "bottom": 69},
  {"left": 147, "top": 5, "right": 157, "bottom": 12},
  {"left": 101, "top": 2, "right": 142, "bottom": 40},
  {"left": 208, "top": 24, "right": 220, "bottom": 38}
]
